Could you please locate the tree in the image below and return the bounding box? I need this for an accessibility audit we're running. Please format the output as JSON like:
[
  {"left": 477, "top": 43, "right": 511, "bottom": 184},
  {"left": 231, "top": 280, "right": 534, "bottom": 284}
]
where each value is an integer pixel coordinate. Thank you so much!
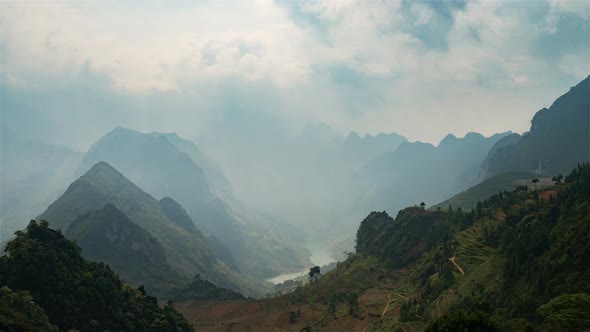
[
  {"left": 308, "top": 266, "right": 321, "bottom": 283},
  {"left": 426, "top": 310, "right": 497, "bottom": 332},
  {"left": 538, "top": 293, "right": 590, "bottom": 331},
  {"left": 420, "top": 202, "right": 426, "bottom": 209}
]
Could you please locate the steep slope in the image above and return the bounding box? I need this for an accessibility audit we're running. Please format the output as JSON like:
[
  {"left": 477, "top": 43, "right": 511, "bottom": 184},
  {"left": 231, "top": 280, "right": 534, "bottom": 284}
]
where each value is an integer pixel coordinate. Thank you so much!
[
  {"left": 78, "top": 127, "right": 310, "bottom": 278},
  {"left": 432, "top": 172, "right": 553, "bottom": 210},
  {"left": 482, "top": 76, "right": 590, "bottom": 177},
  {"left": 38, "top": 161, "right": 266, "bottom": 297},
  {"left": 181, "top": 164, "right": 590, "bottom": 331},
  {"left": 66, "top": 203, "right": 181, "bottom": 296},
  {"left": 0, "top": 130, "right": 82, "bottom": 243},
  {"left": 0, "top": 220, "right": 193, "bottom": 332}
]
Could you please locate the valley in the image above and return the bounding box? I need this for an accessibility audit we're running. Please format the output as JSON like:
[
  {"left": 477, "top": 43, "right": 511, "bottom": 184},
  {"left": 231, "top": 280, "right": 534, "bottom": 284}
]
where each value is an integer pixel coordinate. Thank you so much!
[{"left": 1, "top": 3, "right": 589, "bottom": 330}]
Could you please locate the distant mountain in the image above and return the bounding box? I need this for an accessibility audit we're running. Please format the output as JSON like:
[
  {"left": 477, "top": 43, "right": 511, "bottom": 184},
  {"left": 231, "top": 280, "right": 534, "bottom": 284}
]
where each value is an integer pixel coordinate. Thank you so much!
[
  {"left": 482, "top": 76, "right": 590, "bottom": 177},
  {"left": 66, "top": 203, "right": 181, "bottom": 296},
  {"left": 0, "top": 130, "right": 82, "bottom": 243},
  {"left": 355, "top": 131, "right": 511, "bottom": 219},
  {"left": 78, "top": 128, "right": 310, "bottom": 278},
  {"left": 0, "top": 220, "right": 193, "bottom": 331},
  {"left": 342, "top": 131, "right": 407, "bottom": 167},
  {"left": 38, "top": 161, "right": 264, "bottom": 297},
  {"left": 148, "top": 132, "right": 234, "bottom": 200}
]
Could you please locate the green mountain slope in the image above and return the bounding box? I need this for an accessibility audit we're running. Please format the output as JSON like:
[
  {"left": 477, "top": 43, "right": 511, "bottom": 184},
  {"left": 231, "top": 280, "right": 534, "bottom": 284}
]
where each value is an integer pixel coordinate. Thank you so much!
[
  {"left": 66, "top": 203, "right": 181, "bottom": 296},
  {"left": 0, "top": 220, "right": 193, "bottom": 332},
  {"left": 38, "top": 161, "right": 268, "bottom": 297},
  {"left": 197, "top": 164, "right": 590, "bottom": 331}
]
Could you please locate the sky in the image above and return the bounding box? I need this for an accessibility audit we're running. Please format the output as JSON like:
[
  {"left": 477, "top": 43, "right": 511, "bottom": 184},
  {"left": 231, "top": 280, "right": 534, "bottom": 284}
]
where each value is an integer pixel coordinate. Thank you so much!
[{"left": 1, "top": 0, "right": 589, "bottom": 150}]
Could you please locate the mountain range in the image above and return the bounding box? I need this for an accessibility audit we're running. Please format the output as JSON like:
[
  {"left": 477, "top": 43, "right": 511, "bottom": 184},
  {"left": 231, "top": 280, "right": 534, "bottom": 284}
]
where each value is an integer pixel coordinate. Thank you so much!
[
  {"left": 38, "top": 161, "right": 264, "bottom": 297},
  {"left": 78, "top": 127, "right": 311, "bottom": 278}
]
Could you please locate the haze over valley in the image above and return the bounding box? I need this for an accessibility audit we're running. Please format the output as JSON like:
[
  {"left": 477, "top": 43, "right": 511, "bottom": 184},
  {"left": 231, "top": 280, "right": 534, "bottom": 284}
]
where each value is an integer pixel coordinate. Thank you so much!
[{"left": 1, "top": 1, "right": 589, "bottom": 331}]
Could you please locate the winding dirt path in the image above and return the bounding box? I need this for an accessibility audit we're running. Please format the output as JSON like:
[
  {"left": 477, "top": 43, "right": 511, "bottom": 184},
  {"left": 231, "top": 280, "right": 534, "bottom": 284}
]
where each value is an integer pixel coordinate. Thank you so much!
[
  {"left": 449, "top": 256, "right": 465, "bottom": 275},
  {"left": 381, "top": 293, "right": 392, "bottom": 318},
  {"left": 380, "top": 291, "right": 408, "bottom": 318}
]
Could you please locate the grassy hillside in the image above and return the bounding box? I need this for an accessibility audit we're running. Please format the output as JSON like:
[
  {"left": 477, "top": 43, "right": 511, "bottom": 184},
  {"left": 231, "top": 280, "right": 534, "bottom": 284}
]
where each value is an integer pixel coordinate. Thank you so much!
[
  {"left": 431, "top": 172, "right": 553, "bottom": 210},
  {"left": 178, "top": 164, "right": 590, "bottom": 331}
]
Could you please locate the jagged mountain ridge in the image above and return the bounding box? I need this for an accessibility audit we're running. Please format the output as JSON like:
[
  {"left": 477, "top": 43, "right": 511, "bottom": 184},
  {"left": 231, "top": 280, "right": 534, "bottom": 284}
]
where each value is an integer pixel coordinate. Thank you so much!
[
  {"left": 38, "top": 161, "right": 264, "bottom": 297},
  {"left": 78, "top": 127, "right": 310, "bottom": 278},
  {"left": 482, "top": 75, "right": 590, "bottom": 177}
]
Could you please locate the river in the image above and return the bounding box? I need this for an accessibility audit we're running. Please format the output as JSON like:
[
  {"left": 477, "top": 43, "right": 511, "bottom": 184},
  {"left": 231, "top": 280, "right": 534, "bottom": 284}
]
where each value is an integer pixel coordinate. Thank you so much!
[{"left": 266, "top": 244, "right": 336, "bottom": 284}]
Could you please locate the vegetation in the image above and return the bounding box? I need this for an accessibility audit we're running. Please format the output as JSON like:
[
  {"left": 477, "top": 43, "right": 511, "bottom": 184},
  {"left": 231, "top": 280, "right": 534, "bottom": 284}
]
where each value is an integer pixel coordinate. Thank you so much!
[
  {"left": 171, "top": 274, "right": 246, "bottom": 302},
  {"left": 172, "top": 164, "right": 590, "bottom": 331},
  {"left": 0, "top": 220, "right": 193, "bottom": 331},
  {"left": 537, "top": 293, "right": 590, "bottom": 331},
  {"left": 425, "top": 310, "right": 497, "bottom": 332},
  {"left": 0, "top": 287, "right": 58, "bottom": 332},
  {"left": 354, "top": 164, "right": 590, "bottom": 329}
]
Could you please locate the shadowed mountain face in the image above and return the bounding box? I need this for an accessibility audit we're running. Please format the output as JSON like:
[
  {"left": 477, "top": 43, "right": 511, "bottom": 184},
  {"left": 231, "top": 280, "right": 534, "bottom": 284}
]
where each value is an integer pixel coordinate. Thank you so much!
[
  {"left": 77, "top": 128, "right": 310, "bottom": 278},
  {"left": 66, "top": 203, "right": 181, "bottom": 296},
  {"left": 37, "top": 161, "right": 264, "bottom": 297},
  {"left": 482, "top": 76, "right": 590, "bottom": 177}
]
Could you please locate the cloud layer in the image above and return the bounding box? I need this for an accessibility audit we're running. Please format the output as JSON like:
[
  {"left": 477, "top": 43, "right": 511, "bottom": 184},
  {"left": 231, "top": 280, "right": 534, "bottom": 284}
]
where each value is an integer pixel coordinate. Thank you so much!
[{"left": 1, "top": 0, "right": 588, "bottom": 148}]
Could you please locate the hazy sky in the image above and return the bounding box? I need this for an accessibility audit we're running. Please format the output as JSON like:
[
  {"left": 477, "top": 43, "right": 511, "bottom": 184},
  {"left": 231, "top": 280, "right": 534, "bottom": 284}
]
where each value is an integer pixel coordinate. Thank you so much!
[{"left": 1, "top": 0, "right": 588, "bottom": 150}]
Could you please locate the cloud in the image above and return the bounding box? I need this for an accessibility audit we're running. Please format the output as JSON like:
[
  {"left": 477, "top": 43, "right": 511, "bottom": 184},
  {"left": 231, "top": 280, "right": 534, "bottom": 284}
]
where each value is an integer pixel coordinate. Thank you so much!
[{"left": 0, "top": 0, "right": 588, "bottom": 147}]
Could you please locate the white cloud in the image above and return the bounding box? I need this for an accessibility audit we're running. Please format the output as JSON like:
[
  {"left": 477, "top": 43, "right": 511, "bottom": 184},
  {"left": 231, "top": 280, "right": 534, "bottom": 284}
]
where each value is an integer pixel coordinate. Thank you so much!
[{"left": 0, "top": 0, "right": 588, "bottom": 145}]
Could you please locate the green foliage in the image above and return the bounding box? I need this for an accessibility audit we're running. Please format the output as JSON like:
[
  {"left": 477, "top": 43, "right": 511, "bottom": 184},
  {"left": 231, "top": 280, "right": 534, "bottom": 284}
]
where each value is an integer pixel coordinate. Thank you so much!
[
  {"left": 171, "top": 274, "right": 245, "bottom": 302},
  {"left": 0, "top": 287, "right": 58, "bottom": 332},
  {"left": 356, "top": 208, "right": 447, "bottom": 268},
  {"left": 425, "top": 310, "right": 497, "bottom": 332},
  {"left": 309, "top": 266, "right": 321, "bottom": 283},
  {"left": 0, "top": 220, "right": 194, "bottom": 332},
  {"left": 538, "top": 293, "right": 590, "bottom": 331},
  {"left": 354, "top": 164, "right": 590, "bottom": 329}
]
